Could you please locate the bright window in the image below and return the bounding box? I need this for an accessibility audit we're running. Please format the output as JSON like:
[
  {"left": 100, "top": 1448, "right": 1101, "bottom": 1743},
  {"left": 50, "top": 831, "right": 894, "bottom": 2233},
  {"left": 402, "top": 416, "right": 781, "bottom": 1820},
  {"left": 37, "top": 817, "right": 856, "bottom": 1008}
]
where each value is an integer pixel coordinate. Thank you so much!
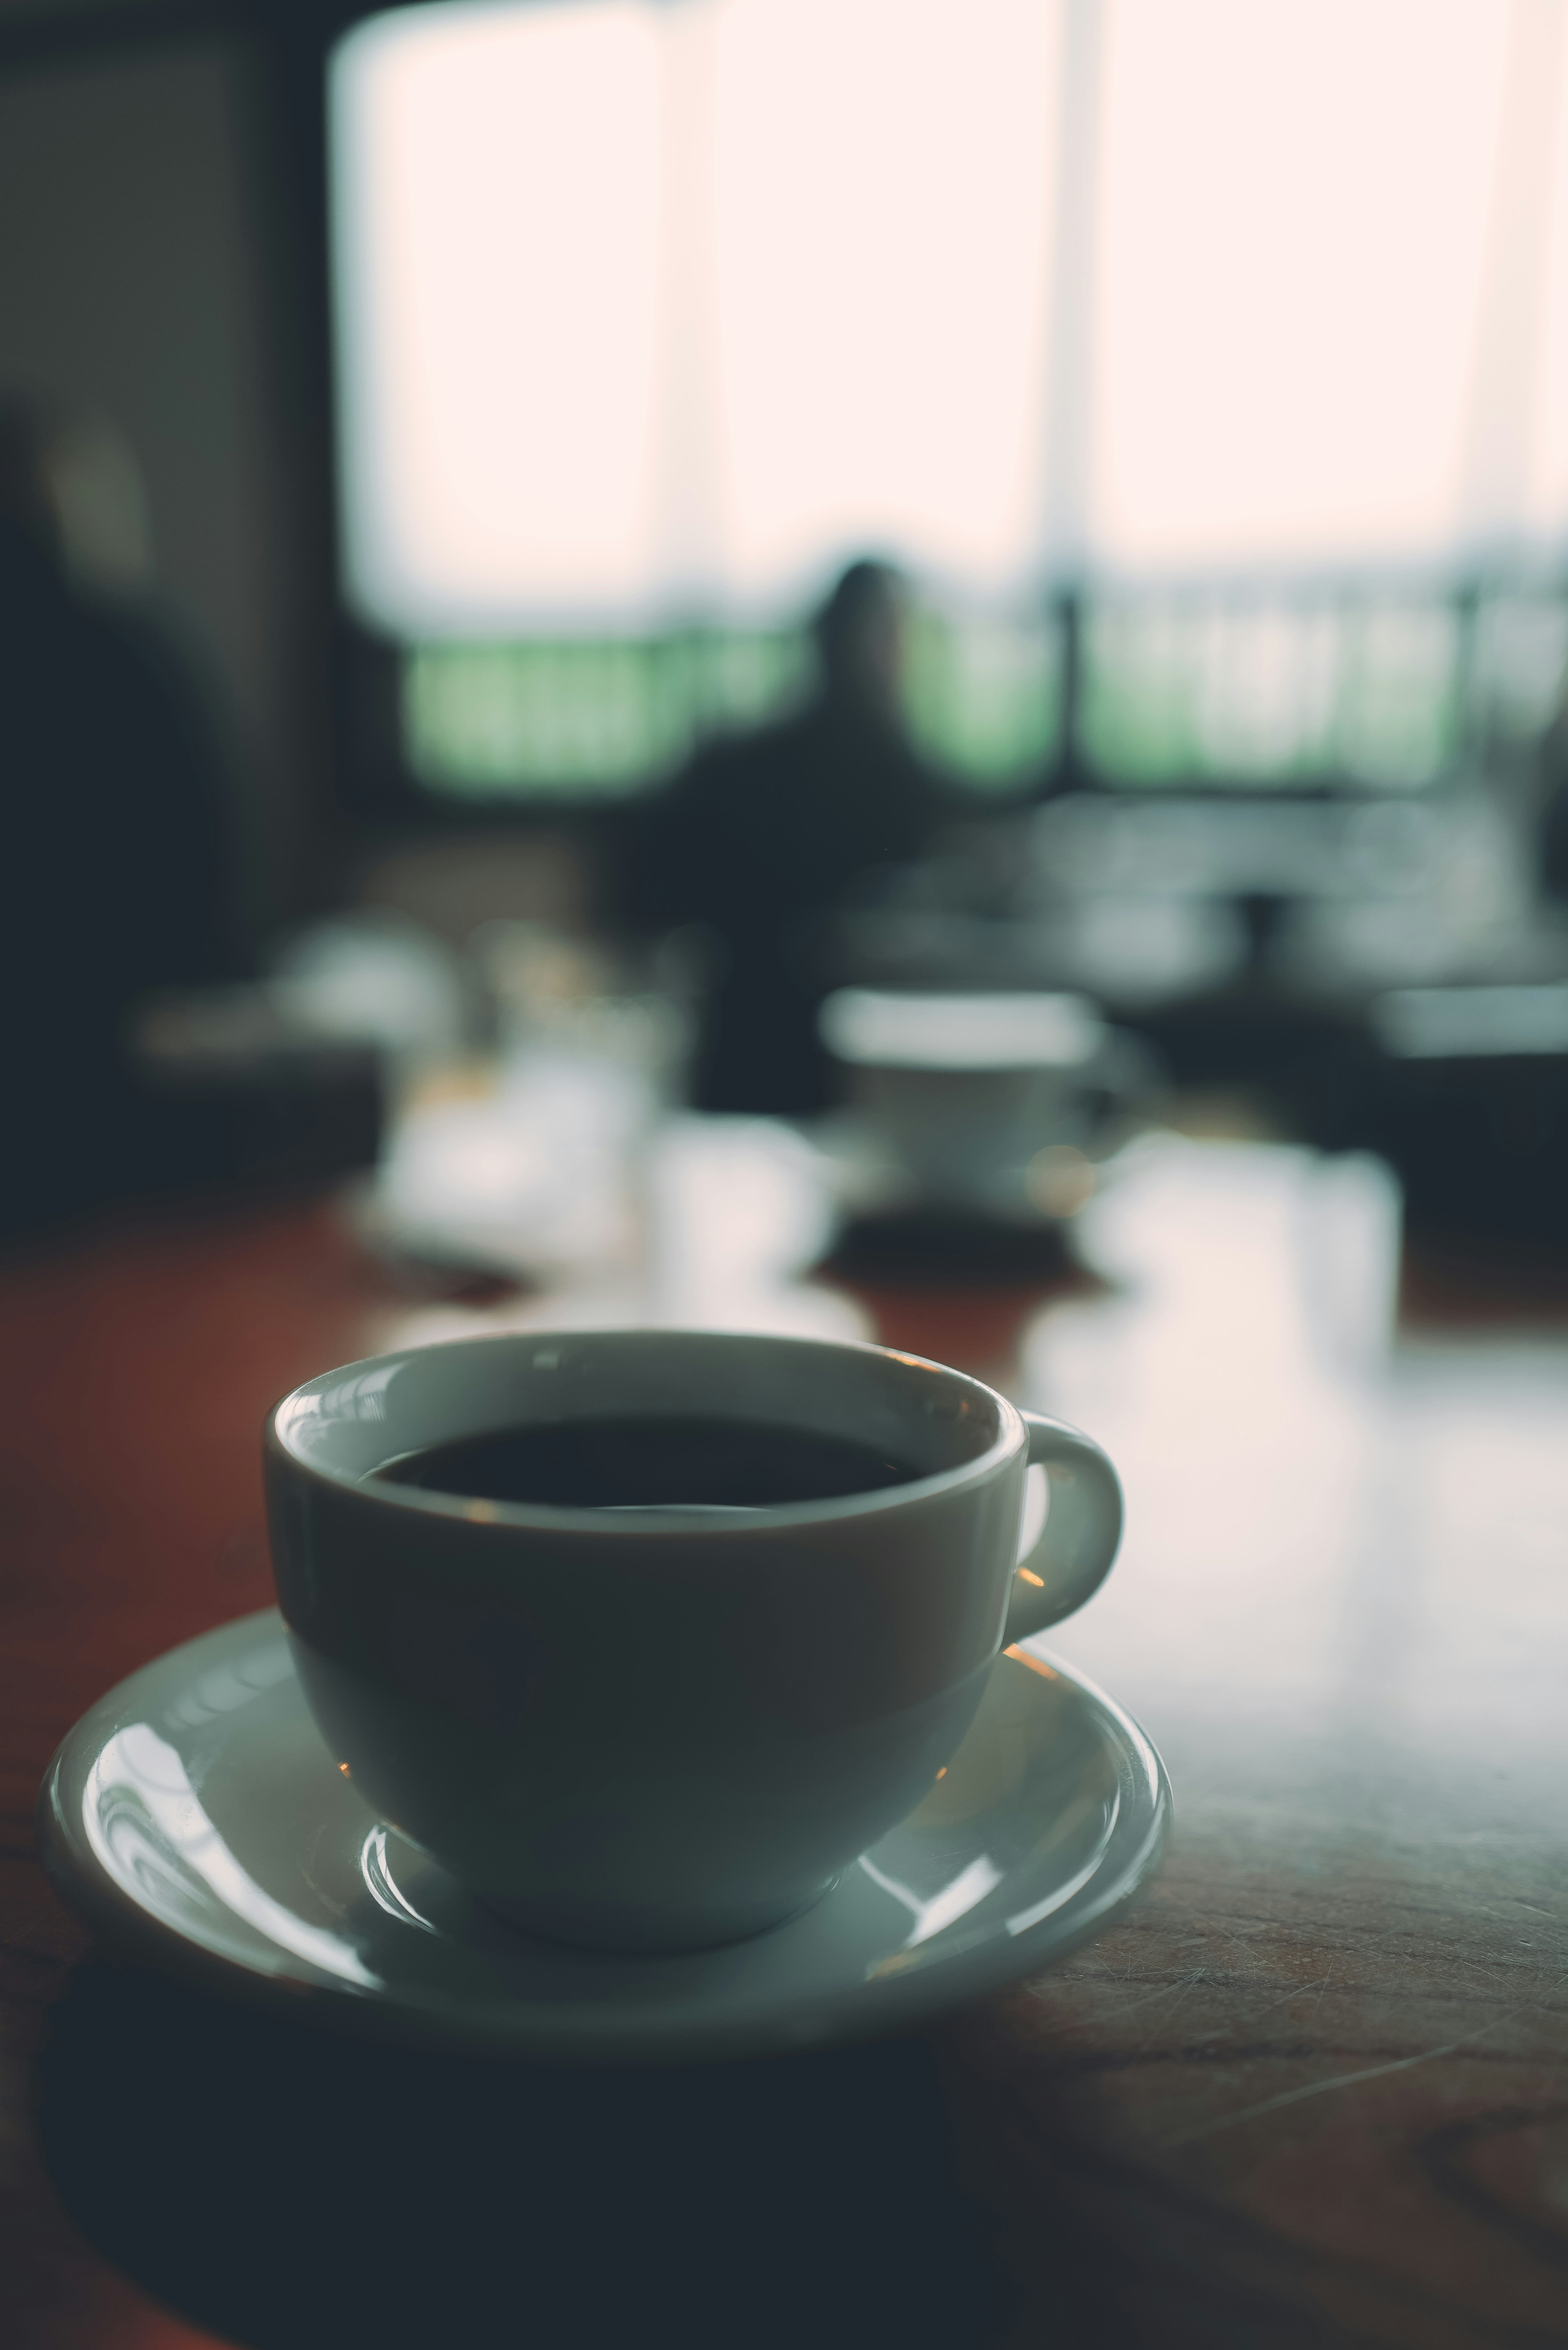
[
  {"left": 332, "top": 0, "right": 1568, "bottom": 791},
  {"left": 335, "top": 0, "right": 1060, "bottom": 632},
  {"left": 1092, "top": 0, "right": 1512, "bottom": 572}
]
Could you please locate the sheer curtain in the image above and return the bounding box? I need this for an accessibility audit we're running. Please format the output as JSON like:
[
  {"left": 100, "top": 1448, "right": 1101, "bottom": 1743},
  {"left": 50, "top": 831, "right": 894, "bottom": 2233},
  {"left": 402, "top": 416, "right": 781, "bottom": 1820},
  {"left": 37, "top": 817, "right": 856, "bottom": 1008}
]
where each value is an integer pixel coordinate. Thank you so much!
[{"left": 334, "top": 0, "right": 1568, "bottom": 636}]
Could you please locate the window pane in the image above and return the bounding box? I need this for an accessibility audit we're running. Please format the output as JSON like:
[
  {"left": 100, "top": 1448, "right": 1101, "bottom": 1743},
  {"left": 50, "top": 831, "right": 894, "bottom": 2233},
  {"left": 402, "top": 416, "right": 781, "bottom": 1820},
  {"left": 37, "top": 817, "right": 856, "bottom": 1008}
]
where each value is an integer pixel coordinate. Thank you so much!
[
  {"left": 1530, "top": 25, "right": 1568, "bottom": 537},
  {"left": 335, "top": 0, "right": 1061, "bottom": 633},
  {"left": 1091, "top": 0, "right": 1512, "bottom": 570},
  {"left": 334, "top": 4, "right": 664, "bottom": 630},
  {"left": 710, "top": 0, "right": 1061, "bottom": 603}
]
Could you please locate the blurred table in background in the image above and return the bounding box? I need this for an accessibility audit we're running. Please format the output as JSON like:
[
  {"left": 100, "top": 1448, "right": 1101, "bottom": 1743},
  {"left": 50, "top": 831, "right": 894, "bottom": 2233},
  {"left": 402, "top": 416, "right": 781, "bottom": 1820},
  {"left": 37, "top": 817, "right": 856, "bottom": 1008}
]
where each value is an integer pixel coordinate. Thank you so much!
[
  {"left": 2, "top": 1123, "right": 1567, "bottom": 2346},
  {"left": 849, "top": 795, "right": 1568, "bottom": 1009}
]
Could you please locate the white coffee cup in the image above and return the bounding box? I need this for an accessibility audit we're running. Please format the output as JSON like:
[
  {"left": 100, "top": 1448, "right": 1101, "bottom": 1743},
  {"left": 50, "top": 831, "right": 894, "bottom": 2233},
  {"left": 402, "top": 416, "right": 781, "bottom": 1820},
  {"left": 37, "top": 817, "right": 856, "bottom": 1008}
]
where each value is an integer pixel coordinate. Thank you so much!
[
  {"left": 820, "top": 989, "right": 1143, "bottom": 1214},
  {"left": 265, "top": 1330, "right": 1122, "bottom": 1953}
]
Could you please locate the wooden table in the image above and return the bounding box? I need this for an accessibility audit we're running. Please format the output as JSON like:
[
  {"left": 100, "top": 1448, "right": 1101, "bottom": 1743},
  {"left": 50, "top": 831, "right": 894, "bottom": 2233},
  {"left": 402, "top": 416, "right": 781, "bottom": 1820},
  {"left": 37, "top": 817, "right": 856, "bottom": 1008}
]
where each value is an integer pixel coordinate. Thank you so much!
[{"left": 3, "top": 1133, "right": 1567, "bottom": 2348}]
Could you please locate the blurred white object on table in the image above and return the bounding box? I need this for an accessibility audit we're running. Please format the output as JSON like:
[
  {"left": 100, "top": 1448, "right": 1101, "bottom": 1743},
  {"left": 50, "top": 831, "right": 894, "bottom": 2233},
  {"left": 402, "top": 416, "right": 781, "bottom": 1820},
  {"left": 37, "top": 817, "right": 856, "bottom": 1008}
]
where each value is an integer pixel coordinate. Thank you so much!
[{"left": 819, "top": 987, "right": 1154, "bottom": 1218}]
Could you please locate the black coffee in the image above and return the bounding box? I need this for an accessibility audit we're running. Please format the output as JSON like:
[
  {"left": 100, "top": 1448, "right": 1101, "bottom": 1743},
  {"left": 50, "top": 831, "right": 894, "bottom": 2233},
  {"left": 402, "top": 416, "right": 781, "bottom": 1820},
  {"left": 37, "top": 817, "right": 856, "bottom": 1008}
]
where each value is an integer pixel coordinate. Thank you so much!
[{"left": 371, "top": 1414, "right": 920, "bottom": 1511}]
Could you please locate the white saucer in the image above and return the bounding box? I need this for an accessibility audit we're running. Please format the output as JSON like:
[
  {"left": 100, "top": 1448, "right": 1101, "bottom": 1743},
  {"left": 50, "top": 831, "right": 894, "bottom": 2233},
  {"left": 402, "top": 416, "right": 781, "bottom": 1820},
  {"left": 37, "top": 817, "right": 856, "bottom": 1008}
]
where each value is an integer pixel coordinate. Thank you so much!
[{"left": 40, "top": 1608, "right": 1170, "bottom": 2063}]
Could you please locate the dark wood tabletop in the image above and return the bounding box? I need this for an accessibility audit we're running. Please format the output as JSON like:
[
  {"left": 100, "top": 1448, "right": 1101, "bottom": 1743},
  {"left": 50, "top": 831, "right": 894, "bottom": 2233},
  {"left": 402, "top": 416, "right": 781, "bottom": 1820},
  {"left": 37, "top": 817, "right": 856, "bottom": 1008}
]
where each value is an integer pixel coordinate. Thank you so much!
[{"left": 4, "top": 1132, "right": 1567, "bottom": 2348}]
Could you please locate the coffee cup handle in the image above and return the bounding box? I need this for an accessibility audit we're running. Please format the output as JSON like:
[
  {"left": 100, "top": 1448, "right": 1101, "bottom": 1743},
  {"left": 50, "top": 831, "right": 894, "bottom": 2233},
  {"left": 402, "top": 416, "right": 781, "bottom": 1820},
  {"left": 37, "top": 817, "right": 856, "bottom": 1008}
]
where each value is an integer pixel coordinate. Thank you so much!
[{"left": 1004, "top": 1412, "right": 1124, "bottom": 1645}]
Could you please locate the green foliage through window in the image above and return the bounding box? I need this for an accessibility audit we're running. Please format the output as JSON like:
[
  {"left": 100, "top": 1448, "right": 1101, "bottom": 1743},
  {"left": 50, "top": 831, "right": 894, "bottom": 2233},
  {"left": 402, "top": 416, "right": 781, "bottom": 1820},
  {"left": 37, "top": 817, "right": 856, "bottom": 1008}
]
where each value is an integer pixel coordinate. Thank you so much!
[
  {"left": 405, "top": 606, "right": 1064, "bottom": 800},
  {"left": 404, "top": 632, "right": 814, "bottom": 797},
  {"left": 403, "top": 586, "right": 1568, "bottom": 802},
  {"left": 902, "top": 607, "right": 1060, "bottom": 789},
  {"left": 1080, "top": 596, "right": 1464, "bottom": 789}
]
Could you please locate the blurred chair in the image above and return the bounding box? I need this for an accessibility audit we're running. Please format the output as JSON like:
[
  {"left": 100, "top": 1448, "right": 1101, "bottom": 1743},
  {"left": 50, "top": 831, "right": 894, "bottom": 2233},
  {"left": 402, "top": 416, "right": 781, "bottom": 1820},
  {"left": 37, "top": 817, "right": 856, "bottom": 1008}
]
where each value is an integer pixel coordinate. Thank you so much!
[{"left": 1346, "top": 985, "right": 1568, "bottom": 1250}]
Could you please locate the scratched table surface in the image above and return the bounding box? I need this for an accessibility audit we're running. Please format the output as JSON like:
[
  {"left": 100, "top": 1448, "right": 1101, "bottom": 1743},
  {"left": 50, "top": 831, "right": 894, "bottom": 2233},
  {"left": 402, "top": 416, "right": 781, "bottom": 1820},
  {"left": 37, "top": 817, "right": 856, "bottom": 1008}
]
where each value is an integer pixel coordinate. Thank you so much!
[{"left": 2, "top": 1126, "right": 1566, "bottom": 2348}]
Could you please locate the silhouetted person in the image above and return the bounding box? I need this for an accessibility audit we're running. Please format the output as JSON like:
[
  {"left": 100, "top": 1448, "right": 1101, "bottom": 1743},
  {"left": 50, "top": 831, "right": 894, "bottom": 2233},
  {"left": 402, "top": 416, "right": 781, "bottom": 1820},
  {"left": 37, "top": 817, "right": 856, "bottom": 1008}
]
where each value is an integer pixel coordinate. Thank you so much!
[
  {"left": 0, "top": 395, "right": 253, "bottom": 1236},
  {"left": 627, "top": 563, "right": 951, "bottom": 1114}
]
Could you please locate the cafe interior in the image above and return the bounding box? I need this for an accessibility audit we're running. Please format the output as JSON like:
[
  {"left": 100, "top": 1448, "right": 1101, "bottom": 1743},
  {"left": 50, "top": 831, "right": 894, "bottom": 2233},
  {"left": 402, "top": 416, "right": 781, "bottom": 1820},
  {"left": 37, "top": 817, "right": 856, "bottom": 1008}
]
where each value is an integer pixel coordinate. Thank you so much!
[{"left": 5, "top": 1, "right": 1568, "bottom": 2343}]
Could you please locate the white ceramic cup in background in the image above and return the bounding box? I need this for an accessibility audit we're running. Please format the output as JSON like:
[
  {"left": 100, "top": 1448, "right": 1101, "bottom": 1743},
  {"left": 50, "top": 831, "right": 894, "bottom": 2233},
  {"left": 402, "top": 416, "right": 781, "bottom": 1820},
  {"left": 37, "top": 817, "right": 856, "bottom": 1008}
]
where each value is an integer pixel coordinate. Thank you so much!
[
  {"left": 265, "top": 1330, "right": 1122, "bottom": 1953},
  {"left": 819, "top": 989, "right": 1150, "bottom": 1214}
]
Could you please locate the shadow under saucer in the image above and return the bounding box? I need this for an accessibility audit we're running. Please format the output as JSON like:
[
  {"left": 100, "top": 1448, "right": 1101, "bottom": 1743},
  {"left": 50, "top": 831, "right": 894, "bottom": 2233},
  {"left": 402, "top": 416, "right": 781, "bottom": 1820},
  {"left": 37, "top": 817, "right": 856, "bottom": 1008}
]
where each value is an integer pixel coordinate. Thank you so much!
[
  {"left": 36, "top": 1959, "right": 1034, "bottom": 2350},
  {"left": 817, "top": 1207, "right": 1099, "bottom": 1287}
]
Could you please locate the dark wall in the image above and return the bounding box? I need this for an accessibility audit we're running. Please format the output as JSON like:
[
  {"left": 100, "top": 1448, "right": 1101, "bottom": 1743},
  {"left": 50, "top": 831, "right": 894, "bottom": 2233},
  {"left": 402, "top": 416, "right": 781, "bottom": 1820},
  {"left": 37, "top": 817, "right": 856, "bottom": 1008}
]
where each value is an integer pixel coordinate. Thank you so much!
[{"left": 0, "top": 19, "right": 333, "bottom": 926}]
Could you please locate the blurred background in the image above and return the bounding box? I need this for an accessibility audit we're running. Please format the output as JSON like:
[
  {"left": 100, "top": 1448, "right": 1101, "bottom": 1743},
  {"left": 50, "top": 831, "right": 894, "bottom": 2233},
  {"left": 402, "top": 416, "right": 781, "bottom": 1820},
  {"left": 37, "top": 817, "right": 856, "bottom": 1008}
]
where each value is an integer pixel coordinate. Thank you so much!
[{"left": 6, "top": 0, "right": 1568, "bottom": 1290}]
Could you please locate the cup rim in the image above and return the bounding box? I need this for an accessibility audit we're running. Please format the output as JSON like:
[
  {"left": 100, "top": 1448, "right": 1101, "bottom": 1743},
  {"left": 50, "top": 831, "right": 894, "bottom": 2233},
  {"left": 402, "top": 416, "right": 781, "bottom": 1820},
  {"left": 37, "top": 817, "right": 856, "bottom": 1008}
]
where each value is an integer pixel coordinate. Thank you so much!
[{"left": 265, "top": 1328, "right": 1026, "bottom": 1536}]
